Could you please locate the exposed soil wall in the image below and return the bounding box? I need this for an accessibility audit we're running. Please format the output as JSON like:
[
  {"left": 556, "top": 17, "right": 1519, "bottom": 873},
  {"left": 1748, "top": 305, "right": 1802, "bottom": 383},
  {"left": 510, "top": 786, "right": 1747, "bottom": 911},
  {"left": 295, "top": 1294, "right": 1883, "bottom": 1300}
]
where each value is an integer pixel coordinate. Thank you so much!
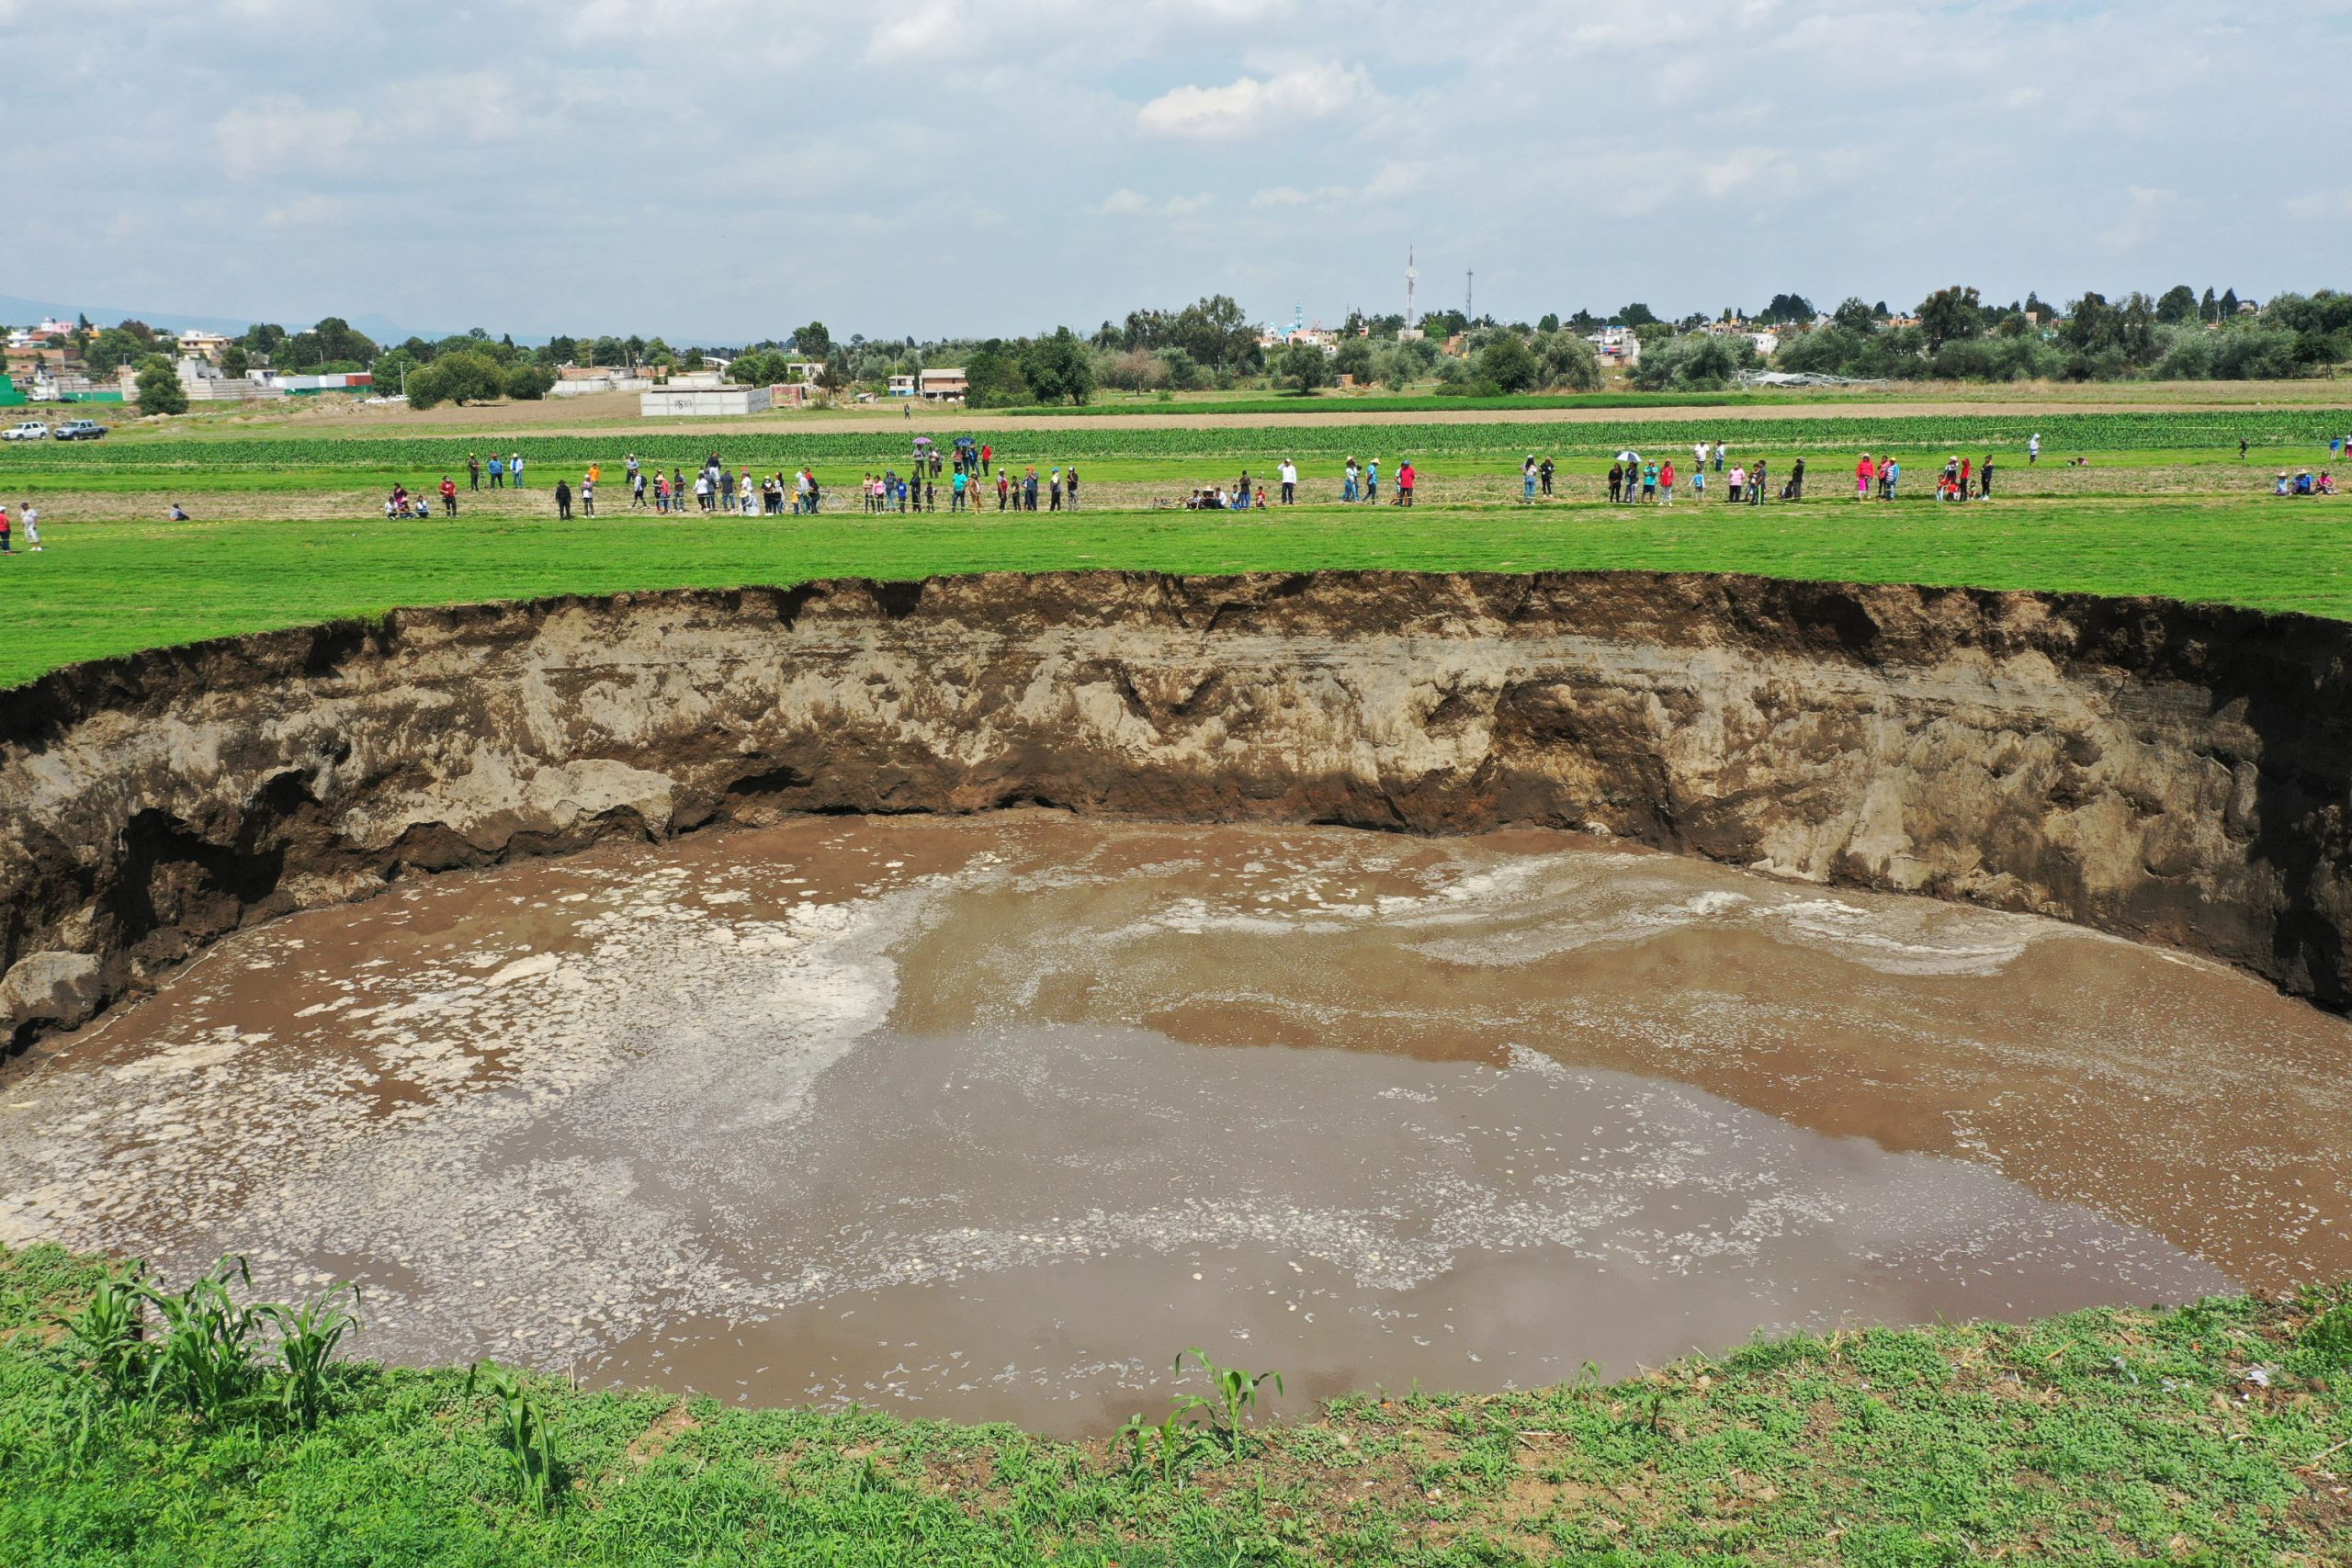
[{"left": 6, "top": 570, "right": 2351, "bottom": 1049}]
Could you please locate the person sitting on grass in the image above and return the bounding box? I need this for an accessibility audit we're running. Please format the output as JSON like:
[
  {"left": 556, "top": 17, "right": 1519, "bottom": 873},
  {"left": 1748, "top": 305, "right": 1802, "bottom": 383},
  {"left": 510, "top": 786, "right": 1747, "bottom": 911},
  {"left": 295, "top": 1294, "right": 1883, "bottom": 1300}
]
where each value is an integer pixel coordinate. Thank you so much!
[{"left": 2277, "top": 471, "right": 2293, "bottom": 497}]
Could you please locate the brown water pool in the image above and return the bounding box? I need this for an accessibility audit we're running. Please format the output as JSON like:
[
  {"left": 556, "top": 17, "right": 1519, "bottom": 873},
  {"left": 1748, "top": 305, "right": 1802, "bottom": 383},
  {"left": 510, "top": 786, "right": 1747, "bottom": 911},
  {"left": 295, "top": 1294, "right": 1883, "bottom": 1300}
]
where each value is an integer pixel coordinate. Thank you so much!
[{"left": 4, "top": 813, "right": 2344, "bottom": 1435}]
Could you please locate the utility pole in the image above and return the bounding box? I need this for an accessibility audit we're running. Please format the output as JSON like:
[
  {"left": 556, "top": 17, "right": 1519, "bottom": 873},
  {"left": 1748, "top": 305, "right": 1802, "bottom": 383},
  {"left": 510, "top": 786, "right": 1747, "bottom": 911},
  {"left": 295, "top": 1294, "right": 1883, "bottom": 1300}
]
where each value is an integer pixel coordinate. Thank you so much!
[
  {"left": 1405, "top": 247, "right": 1419, "bottom": 330},
  {"left": 1466, "top": 270, "right": 1475, "bottom": 322}
]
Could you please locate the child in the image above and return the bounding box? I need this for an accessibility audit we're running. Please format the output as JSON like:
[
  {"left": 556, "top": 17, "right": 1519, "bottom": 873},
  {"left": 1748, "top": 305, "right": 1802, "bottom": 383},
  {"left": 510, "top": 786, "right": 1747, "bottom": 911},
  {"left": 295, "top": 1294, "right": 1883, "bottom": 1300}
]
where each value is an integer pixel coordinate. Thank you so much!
[{"left": 20, "top": 501, "right": 40, "bottom": 551}]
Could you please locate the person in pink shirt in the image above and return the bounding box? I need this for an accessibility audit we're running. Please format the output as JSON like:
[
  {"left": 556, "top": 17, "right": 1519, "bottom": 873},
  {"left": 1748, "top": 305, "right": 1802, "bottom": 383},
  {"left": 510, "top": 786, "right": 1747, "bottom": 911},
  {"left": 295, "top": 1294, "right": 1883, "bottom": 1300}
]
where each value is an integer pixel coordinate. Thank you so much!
[
  {"left": 1856, "top": 453, "right": 1876, "bottom": 500},
  {"left": 1658, "top": 459, "right": 1676, "bottom": 505}
]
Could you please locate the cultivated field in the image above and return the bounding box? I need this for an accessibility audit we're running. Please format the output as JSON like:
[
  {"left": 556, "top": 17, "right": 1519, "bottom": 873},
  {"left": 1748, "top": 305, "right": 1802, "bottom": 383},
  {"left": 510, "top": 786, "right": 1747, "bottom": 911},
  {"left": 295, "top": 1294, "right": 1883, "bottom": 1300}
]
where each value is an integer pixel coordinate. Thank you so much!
[{"left": 3, "top": 399, "right": 2347, "bottom": 687}]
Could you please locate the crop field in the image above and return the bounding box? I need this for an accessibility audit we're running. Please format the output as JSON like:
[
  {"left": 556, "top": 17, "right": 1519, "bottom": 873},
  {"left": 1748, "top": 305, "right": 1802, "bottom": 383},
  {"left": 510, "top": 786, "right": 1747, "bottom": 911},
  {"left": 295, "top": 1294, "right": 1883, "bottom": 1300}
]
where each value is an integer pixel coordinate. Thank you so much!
[
  {"left": 6, "top": 406, "right": 2348, "bottom": 474},
  {"left": 3, "top": 404, "right": 2349, "bottom": 687}
]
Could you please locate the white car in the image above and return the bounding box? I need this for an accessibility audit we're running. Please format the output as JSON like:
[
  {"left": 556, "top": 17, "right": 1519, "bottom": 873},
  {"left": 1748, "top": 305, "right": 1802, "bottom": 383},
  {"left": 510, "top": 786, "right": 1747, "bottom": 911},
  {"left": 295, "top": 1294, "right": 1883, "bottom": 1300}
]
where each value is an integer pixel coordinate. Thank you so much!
[{"left": 3, "top": 421, "right": 50, "bottom": 441}]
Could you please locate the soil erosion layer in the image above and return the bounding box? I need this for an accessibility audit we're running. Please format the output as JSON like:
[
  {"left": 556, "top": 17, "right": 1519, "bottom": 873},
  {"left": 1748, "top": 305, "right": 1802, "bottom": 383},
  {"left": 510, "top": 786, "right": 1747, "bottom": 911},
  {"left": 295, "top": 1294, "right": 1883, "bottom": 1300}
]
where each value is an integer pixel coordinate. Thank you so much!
[{"left": 5, "top": 569, "right": 2350, "bottom": 1048}]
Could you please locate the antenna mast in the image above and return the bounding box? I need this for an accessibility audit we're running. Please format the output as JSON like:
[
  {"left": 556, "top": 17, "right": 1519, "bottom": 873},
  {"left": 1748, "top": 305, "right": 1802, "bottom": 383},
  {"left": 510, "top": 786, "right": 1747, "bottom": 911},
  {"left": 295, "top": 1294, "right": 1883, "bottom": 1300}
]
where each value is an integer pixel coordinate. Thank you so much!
[
  {"left": 1466, "top": 269, "right": 1474, "bottom": 321},
  {"left": 1405, "top": 247, "right": 1419, "bottom": 330}
]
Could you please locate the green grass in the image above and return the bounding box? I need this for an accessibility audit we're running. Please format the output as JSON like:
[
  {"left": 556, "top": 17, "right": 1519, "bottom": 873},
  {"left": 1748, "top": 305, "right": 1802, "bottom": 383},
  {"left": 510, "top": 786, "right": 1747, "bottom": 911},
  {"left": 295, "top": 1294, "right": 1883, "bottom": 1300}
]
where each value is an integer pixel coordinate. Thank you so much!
[
  {"left": 5, "top": 492, "right": 2347, "bottom": 688},
  {"left": 6, "top": 1245, "right": 2346, "bottom": 1564}
]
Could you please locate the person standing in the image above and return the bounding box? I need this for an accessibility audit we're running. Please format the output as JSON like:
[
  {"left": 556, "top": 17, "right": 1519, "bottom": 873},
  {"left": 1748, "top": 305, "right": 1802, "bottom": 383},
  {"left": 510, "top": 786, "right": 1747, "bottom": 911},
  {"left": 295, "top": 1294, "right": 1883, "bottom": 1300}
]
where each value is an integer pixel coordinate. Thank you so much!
[
  {"left": 2239, "top": 436, "right": 2249, "bottom": 462},
  {"left": 1364, "top": 458, "right": 1379, "bottom": 503},
  {"left": 468, "top": 452, "right": 482, "bottom": 491},
  {"left": 951, "top": 468, "right": 967, "bottom": 512},
  {"left": 1398, "top": 459, "right": 1416, "bottom": 507},
  {"left": 2028, "top": 433, "right": 2041, "bottom": 466},
  {"left": 1048, "top": 467, "right": 1063, "bottom": 512},
  {"left": 1727, "top": 463, "right": 1745, "bottom": 503},
  {"left": 1280, "top": 458, "right": 1297, "bottom": 505},
  {"left": 1640, "top": 460, "right": 1657, "bottom": 502},
  {"left": 1068, "top": 467, "right": 1081, "bottom": 510},
  {"left": 980, "top": 442, "right": 993, "bottom": 476},
  {"left": 1883, "top": 457, "right": 1900, "bottom": 500},
  {"left": 1522, "top": 457, "right": 1538, "bottom": 503},
  {"left": 1788, "top": 457, "right": 1805, "bottom": 499},
  {"left": 1958, "top": 456, "right": 1973, "bottom": 501},
  {"left": 440, "top": 475, "right": 458, "bottom": 516},
  {"left": 581, "top": 477, "right": 596, "bottom": 515},
  {"left": 488, "top": 454, "right": 504, "bottom": 489},
  {"left": 1607, "top": 460, "right": 1623, "bottom": 504},
  {"left": 1024, "top": 467, "right": 1039, "bottom": 510},
  {"left": 1713, "top": 440, "right": 1726, "bottom": 473},
  {"left": 1658, "top": 458, "right": 1676, "bottom": 506},
  {"left": 1749, "top": 458, "right": 1768, "bottom": 505},
  {"left": 631, "top": 468, "right": 648, "bottom": 508},
  {"left": 1539, "top": 456, "right": 1555, "bottom": 497},
  {"left": 1856, "top": 452, "right": 1875, "bottom": 501},
  {"left": 18, "top": 500, "right": 39, "bottom": 551},
  {"left": 1343, "top": 457, "right": 1360, "bottom": 502},
  {"left": 997, "top": 470, "right": 1011, "bottom": 511},
  {"left": 555, "top": 478, "right": 572, "bottom": 520},
  {"left": 510, "top": 452, "right": 525, "bottom": 489},
  {"left": 1978, "top": 454, "right": 1996, "bottom": 499},
  {"left": 0, "top": 502, "right": 11, "bottom": 555}
]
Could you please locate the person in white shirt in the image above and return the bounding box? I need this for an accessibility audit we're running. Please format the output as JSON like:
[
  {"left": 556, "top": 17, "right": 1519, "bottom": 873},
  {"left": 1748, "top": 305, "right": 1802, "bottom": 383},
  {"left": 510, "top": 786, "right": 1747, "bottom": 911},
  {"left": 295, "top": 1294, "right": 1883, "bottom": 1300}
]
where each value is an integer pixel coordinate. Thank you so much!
[
  {"left": 20, "top": 502, "right": 39, "bottom": 551},
  {"left": 1279, "top": 458, "right": 1298, "bottom": 504}
]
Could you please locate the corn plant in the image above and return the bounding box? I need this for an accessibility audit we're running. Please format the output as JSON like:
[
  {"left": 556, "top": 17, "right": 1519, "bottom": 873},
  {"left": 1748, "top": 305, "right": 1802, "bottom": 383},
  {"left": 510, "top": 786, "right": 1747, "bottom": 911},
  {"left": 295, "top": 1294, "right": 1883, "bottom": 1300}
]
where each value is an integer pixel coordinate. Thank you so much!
[
  {"left": 1114, "top": 1407, "right": 1200, "bottom": 1486},
  {"left": 64, "top": 1267, "right": 152, "bottom": 1402},
  {"left": 466, "top": 1362, "right": 561, "bottom": 1511},
  {"left": 255, "top": 1284, "right": 361, "bottom": 1430},
  {"left": 1172, "top": 1348, "right": 1283, "bottom": 1456},
  {"left": 135, "top": 1256, "right": 267, "bottom": 1423}
]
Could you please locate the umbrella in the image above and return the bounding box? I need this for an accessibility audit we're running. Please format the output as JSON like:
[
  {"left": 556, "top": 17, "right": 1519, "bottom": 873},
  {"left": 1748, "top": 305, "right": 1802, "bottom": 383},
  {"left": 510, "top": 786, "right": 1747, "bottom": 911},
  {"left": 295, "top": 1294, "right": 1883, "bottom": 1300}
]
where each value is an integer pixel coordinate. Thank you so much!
[
  {"left": 912, "top": 435, "right": 934, "bottom": 447},
  {"left": 1616, "top": 449, "right": 1640, "bottom": 463}
]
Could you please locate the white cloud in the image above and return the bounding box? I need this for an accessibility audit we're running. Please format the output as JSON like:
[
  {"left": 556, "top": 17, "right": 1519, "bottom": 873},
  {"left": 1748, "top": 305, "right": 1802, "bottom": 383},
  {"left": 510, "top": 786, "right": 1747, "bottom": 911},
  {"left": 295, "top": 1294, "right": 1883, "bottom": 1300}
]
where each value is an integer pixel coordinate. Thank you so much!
[
  {"left": 261, "top": 195, "right": 346, "bottom": 231},
  {"left": 1094, "top": 187, "right": 1216, "bottom": 218},
  {"left": 212, "top": 96, "right": 364, "bottom": 178},
  {"left": 2287, "top": 188, "right": 2352, "bottom": 220},
  {"left": 2099, "top": 185, "right": 2179, "bottom": 253},
  {"left": 1137, "top": 62, "right": 1370, "bottom": 139}
]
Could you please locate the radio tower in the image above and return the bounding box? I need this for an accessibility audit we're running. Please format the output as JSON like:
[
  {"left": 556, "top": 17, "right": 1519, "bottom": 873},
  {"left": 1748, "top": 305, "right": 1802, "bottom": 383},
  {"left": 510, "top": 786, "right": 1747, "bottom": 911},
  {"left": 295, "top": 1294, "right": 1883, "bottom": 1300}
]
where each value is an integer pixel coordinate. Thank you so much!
[{"left": 1405, "top": 247, "right": 1419, "bottom": 330}]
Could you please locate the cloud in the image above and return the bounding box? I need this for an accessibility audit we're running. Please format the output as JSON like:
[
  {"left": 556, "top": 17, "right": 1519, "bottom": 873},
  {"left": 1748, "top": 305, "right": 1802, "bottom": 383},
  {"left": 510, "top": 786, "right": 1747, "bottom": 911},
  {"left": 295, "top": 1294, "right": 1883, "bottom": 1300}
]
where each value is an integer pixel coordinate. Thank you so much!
[
  {"left": 2099, "top": 185, "right": 2179, "bottom": 252},
  {"left": 212, "top": 96, "right": 364, "bottom": 178},
  {"left": 2287, "top": 188, "right": 2352, "bottom": 220},
  {"left": 1093, "top": 187, "right": 1215, "bottom": 218},
  {"left": 1137, "top": 62, "right": 1370, "bottom": 139},
  {"left": 261, "top": 195, "right": 346, "bottom": 231}
]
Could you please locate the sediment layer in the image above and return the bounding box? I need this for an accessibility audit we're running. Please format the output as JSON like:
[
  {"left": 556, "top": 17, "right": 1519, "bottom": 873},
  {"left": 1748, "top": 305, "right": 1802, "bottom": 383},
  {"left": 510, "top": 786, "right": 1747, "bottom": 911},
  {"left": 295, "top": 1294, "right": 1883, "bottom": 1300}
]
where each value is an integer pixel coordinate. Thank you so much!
[{"left": 6, "top": 570, "right": 2350, "bottom": 1047}]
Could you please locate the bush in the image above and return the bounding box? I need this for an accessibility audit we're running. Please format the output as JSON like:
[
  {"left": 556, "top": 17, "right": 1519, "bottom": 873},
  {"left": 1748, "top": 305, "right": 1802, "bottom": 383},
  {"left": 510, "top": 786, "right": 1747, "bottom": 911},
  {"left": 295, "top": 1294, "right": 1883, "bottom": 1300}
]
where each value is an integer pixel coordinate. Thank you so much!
[
  {"left": 1532, "top": 330, "right": 1603, "bottom": 391},
  {"left": 134, "top": 355, "right": 187, "bottom": 414},
  {"left": 1633, "top": 333, "right": 1753, "bottom": 391},
  {"left": 963, "top": 349, "right": 1032, "bottom": 409}
]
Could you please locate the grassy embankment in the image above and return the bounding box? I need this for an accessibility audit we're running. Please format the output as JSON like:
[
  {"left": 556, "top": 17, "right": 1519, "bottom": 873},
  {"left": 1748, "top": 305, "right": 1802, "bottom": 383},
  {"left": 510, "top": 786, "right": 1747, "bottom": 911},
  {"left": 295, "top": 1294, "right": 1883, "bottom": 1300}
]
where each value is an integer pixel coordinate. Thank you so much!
[{"left": 5, "top": 1245, "right": 2349, "bottom": 1565}]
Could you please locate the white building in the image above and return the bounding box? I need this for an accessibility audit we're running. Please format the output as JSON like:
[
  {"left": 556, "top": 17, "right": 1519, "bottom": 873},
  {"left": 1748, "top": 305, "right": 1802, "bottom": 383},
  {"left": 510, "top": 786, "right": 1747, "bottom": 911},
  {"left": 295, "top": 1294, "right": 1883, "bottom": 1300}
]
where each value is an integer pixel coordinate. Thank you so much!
[{"left": 641, "top": 385, "right": 774, "bottom": 417}]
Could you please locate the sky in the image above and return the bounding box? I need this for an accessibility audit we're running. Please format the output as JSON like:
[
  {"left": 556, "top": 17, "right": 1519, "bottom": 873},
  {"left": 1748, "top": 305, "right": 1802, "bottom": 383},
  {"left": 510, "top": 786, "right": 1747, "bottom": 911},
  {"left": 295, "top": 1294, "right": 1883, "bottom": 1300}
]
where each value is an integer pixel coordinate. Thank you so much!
[{"left": 6, "top": 0, "right": 2348, "bottom": 344}]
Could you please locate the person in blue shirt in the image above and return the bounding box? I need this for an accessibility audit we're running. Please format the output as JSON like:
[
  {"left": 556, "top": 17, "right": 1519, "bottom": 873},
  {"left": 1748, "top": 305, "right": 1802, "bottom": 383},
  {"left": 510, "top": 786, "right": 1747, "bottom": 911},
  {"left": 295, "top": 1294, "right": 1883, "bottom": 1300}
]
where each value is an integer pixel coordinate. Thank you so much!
[{"left": 487, "top": 455, "right": 504, "bottom": 489}]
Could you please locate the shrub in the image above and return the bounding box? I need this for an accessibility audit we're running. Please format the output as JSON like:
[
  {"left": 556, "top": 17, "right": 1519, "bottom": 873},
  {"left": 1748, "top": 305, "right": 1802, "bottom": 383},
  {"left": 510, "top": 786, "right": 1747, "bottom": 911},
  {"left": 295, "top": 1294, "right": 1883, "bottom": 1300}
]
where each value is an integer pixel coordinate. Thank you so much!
[
  {"left": 1477, "top": 333, "right": 1539, "bottom": 394},
  {"left": 134, "top": 355, "right": 187, "bottom": 414},
  {"left": 503, "top": 363, "right": 556, "bottom": 400}
]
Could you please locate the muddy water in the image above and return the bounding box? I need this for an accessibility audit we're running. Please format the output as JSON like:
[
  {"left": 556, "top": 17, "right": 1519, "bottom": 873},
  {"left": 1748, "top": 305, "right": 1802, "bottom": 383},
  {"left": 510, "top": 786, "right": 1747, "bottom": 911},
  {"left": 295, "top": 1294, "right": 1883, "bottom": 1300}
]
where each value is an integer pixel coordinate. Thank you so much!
[{"left": 5, "top": 814, "right": 2346, "bottom": 1434}]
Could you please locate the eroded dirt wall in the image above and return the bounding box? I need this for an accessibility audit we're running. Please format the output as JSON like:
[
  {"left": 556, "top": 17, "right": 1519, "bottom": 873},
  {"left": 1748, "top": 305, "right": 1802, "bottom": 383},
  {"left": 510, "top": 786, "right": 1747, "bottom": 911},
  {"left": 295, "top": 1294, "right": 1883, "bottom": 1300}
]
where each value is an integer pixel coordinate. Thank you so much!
[{"left": 6, "top": 570, "right": 2351, "bottom": 1047}]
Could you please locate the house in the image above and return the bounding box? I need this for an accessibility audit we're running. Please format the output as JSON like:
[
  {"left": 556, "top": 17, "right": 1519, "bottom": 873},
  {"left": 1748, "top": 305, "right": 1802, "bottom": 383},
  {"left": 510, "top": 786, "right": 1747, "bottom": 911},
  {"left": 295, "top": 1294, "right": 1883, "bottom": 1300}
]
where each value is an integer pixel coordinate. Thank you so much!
[
  {"left": 887, "top": 373, "right": 917, "bottom": 397},
  {"left": 641, "top": 385, "right": 774, "bottom": 417},
  {"left": 1586, "top": 326, "right": 1642, "bottom": 367},
  {"left": 918, "top": 367, "right": 967, "bottom": 401},
  {"left": 175, "top": 330, "right": 232, "bottom": 364}
]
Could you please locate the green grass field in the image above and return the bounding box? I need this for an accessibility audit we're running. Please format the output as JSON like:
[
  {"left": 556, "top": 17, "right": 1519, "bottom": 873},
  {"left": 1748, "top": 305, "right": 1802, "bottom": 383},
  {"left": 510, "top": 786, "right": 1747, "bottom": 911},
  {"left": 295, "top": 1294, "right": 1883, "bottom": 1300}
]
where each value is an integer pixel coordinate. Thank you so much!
[
  {"left": 5, "top": 1246, "right": 2348, "bottom": 1565},
  {"left": 4, "top": 492, "right": 2346, "bottom": 689}
]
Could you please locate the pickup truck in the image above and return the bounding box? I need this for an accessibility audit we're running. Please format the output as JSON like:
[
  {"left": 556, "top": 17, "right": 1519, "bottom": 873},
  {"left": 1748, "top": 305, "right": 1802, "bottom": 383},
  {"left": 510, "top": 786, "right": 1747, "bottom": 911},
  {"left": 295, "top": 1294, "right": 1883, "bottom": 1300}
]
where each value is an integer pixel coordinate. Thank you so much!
[
  {"left": 2, "top": 421, "right": 50, "bottom": 441},
  {"left": 51, "top": 419, "right": 107, "bottom": 441}
]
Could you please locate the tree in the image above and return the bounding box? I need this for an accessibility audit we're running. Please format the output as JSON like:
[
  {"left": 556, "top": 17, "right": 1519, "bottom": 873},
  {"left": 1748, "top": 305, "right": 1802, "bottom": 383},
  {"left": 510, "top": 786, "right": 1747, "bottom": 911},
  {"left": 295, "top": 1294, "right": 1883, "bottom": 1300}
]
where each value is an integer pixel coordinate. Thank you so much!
[
  {"left": 1332, "top": 337, "right": 1374, "bottom": 384},
  {"left": 1916, "top": 285, "right": 1983, "bottom": 348},
  {"left": 2218, "top": 288, "right": 2242, "bottom": 318},
  {"left": 790, "top": 321, "right": 831, "bottom": 359},
  {"left": 134, "top": 354, "right": 187, "bottom": 414},
  {"left": 370, "top": 346, "right": 420, "bottom": 394},
  {"left": 309, "top": 317, "right": 379, "bottom": 367},
  {"left": 2061, "top": 292, "right": 2118, "bottom": 353},
  {"left": 2154, "top": 285, "right": 2199, "bottom": 325},
  {"left": 1477, "top": 333, "right": 1540, "bottom": 394},
  {"left": 1758, "top": 292, "right": 1815, "bottom": 324},
  {"left": 1276, "top": 343, "right": 1333, "bottom": 395},
  {"left": 589, "top": 335, "right": 626, "bottom": 369},
  {"left": 964, "top": 349, "right": 1032, "bottom": 408},
  {"left": 1537, "top": 312, "right": 1560, "bottom": 333},
  {"left": 1171, "top": 294, "right": 1258, "bottom": 372},
  {"left": 504, "top": 363, "right": 557, "bottom": 400},
  {"left": 404, "top": 350, "right": 507, "bottom": 409},
  {"left": 1021, "top": 328, "right": 1095, "bottom": 404},
  {"left": 2199, "top": 287, "right": 2219, "bottom": 323},
  {"left": 1615, "top": 302, "right": 1660, "bottom": 328},
  {"left": 1532, "top": 331, "right": 1603, "bottom": 391},
  {"left": 220, "top": 344, "right": 249, "bottom": 378},
  {"left": 1831, "top": 297, "right": 1878, "bottom": 333}
]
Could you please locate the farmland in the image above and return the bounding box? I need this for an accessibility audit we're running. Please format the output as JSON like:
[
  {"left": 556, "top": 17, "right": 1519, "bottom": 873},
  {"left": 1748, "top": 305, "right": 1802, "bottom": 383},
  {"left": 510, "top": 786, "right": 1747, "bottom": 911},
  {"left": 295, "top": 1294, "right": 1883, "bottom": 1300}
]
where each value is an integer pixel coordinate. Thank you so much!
[{"left": 3, "top": 402, "right": 2348, "bottom": 687}]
